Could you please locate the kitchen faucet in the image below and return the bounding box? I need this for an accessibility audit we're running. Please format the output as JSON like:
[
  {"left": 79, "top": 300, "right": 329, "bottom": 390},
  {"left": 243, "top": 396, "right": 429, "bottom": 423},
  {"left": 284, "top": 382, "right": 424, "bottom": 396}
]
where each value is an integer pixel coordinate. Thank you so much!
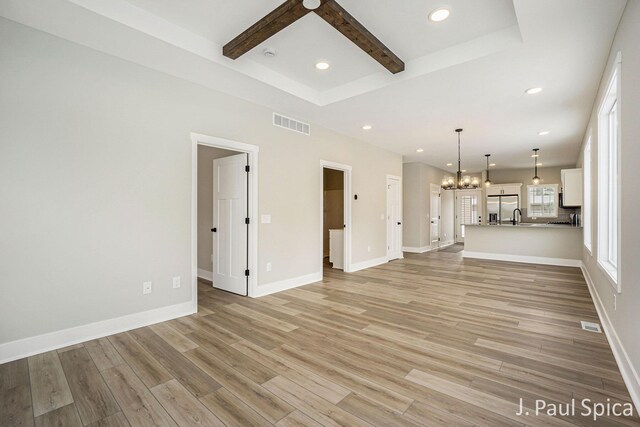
[{"left": 512, "top": 208, "right": 522, "bottom": 226}]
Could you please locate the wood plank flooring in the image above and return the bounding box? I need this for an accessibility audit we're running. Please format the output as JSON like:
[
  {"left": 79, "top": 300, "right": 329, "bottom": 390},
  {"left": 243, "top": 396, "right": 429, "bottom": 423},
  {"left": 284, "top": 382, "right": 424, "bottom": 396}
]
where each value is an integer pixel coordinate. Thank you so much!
[{"left": 2, "top": 247, "right": 638, "bottom": 426}]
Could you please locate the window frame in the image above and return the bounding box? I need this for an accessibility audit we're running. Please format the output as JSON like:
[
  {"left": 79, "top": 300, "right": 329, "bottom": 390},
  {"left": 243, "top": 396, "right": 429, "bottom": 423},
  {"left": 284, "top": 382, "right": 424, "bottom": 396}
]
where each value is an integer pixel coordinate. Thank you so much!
[
  {"left": 596, "top": 51, "right": 622, "bottom": 292},
  {"left": 583, "top": 135, "right": 592, "bottom": 254},
  {"left": 526, "top": 184, "right": 559, "bottom": 218}
]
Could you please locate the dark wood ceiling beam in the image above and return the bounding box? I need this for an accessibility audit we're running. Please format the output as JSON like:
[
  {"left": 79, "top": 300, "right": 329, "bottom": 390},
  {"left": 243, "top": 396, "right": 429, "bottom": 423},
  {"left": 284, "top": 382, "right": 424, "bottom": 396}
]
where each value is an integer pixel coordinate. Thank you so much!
[
  {"left": 223, "top": 0, "right": 313, "bottom": 60},
  {"left": 313, "top": 0, "right": 405, "bottom": 74}
]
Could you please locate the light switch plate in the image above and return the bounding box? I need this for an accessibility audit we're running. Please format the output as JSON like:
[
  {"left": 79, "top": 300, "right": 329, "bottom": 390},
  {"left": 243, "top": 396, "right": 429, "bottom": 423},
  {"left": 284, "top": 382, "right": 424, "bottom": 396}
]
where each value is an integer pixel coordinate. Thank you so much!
[
  {"left": 266, "top": 262, "right": 272, "bottom": 272},
  {"left": 261, "top": 214, "right": 272, "bottom": 224},
  {"left": 173, "top": 277, "right": 181, "bottom": 289},
  {"left": 143, "top": 281, "right": 152, "bottom": 295}
]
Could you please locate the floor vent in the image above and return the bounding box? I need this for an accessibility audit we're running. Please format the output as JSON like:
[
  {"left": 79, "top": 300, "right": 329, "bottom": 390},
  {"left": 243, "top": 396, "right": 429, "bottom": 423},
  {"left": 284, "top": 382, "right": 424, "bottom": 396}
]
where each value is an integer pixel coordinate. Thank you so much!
[
  {"left": 581, "top": 321, "right": 602, "bottom": 333},
  {"left": 273, "top": 113, "right": 310, "bottom": 136}
]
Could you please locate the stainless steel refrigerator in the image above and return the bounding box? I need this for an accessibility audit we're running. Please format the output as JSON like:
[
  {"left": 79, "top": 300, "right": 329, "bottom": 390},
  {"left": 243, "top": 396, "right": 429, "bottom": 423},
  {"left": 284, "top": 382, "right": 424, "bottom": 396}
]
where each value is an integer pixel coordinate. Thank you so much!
[{"left": 487, "top": 195, "right": 519, "bottom": 224}]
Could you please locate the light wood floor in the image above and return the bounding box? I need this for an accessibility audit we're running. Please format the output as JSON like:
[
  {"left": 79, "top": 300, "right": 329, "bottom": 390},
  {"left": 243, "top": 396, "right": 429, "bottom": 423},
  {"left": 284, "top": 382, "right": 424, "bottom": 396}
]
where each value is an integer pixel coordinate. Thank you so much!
[{"left": 2, "top": 247, "right": 638, "bottom": 426}]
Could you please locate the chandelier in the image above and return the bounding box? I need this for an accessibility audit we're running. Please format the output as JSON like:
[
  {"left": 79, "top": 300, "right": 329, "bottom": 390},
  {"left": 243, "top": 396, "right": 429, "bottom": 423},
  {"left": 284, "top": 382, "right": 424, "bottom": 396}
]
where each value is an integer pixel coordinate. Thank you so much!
[{"left": 441, "top": 129, "right": 479, "bottom": 190}]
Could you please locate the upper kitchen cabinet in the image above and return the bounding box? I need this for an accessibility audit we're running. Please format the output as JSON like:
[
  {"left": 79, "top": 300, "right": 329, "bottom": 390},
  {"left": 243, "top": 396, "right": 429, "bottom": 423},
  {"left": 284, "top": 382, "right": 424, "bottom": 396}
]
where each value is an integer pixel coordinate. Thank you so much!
[
  {"left": 561, "top": 168, "right": 583, "bottom": 207},
  {"left": 486, "top": 183, "right": 522, "bottom": 196}
]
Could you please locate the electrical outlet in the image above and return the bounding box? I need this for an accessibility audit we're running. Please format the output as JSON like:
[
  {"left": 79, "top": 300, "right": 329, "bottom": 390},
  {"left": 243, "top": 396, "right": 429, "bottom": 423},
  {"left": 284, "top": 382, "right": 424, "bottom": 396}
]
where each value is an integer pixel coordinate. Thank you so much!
[
  {"left": 380, "top": 214, "right": 385, "bottom": 220},
  {"left": 367, "top": 246, "right": 371, "bottom": 253},
  {"left": 266, "top": 262, "right": 272, "bottom": 272},
  {"left": 173, "top": 276, "right": 181, "bottom": 289},
  {"left": 143, "top": 281, "right": 152, "bottom": 295},
  {"left": 613, "top": 293, "right": 617, "bottom": 311}
]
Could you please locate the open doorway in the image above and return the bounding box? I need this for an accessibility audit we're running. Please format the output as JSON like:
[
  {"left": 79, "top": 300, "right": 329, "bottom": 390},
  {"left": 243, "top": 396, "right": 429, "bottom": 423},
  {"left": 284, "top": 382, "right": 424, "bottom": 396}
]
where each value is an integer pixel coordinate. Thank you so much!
[
  {"left": 387, "top": 175, "right": 403, "bottom": 261},
  {"left": 197, "top": 145, "right": 247, "bottom": 295},
  {"left": 323, "top": 168, "right": 344, "bottom": 269},
  {"left": 429, "top": 184, "right": 441, "bottom": 249},
  {"left": 455, "top": 189, "right": 483, "bottom": 243},
  {"left": 320, "top": 160, "right": 352, "bottom": 276},
  {"left": 192, "top": 133, "right": 259, "bottom": 304}
]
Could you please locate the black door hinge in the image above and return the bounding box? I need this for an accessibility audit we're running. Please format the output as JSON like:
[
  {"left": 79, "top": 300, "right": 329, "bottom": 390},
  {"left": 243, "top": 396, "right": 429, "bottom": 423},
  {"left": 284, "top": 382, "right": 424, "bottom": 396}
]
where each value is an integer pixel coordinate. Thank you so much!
[
  {"left": 245, "top": 269, "right": 250, "bottom": 277},
  {"left": 245, "top": 165, "right": 250, "bottom": 172},
  {"left": 245, "top": 217, "right": 250, "bottom": 225}
]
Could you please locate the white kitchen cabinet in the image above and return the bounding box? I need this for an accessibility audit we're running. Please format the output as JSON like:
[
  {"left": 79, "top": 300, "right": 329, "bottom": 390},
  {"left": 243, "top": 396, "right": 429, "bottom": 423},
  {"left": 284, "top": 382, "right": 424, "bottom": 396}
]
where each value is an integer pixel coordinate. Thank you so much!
[
  {"left": 501, "top": 184, "right": 522, "bottom": 195},
  {"left": 485, "top": 183, "right": 522, "bottom": 196},
  {"left": 329, "top": 229, "right": 344, "bottom": 270},
  {"left": 561, "top": 168, "right": 583, "bottom": 207}
]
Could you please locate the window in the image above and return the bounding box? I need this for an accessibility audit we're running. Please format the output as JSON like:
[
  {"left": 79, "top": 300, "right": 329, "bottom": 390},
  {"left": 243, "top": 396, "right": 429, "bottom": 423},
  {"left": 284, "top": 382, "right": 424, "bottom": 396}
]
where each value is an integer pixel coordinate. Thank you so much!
[
  {"left": 583, "top": 137, "right": 592, "bottom": 252},
  {"left": 526, "top": 184, "right": 558, "bottom": 218},
  {"left": 597, "top": 52, "right": 621, "bottom": 290},
  {"left": 459, "top": 194, "right": 479, "bottom": 237}
]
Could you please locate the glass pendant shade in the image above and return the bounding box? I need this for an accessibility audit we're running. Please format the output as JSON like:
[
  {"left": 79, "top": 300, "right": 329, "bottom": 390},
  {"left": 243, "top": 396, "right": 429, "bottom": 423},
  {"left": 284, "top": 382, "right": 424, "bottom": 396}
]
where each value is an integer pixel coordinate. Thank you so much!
[
  {"left": 484, "top": 154, "right": 492, "bottom": 187},
  {"left": 532, "top": 148, "right": 541, "bottom": 184}
]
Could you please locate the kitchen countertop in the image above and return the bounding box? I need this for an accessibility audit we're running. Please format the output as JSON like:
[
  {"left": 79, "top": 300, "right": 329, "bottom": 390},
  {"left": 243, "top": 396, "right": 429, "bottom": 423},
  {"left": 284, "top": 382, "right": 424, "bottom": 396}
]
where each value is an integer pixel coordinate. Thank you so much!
[{"left": 467, "top": 223, "right": 582, "bottom": 229}]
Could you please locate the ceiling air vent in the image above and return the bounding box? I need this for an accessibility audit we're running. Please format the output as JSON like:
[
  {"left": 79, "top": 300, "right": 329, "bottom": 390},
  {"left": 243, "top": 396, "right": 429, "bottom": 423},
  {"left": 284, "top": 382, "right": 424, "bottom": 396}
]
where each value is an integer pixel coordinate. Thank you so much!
[
  {"left": 273, "top": 113, "right": 310, "bottom": 136},
  {"left": 580, "top": 321, "right": 602, "bottom": 333}
]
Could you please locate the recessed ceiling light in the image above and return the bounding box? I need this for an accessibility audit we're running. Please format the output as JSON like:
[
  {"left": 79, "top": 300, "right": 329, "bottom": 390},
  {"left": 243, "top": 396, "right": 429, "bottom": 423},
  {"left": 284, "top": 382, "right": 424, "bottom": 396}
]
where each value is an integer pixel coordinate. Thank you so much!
[
  {"left": 461, "top": 170, "right": 467, "bottom": 173},
  {"left": 538, "top": 131, "right": 550, "bottom": 136},
  {"left": 362, "top": 125, "right": 372, "bottom": 130},
  {"left": 525, "top": 87, "right": 543, "bottom": 95},
  {"left": 315, "top": 61, "right": 330, "bottom": 70},
  {"left": 446, "top": 163, "right": 453, "bottom": 167},
  {"left": 429, "top": 8, "right": 450, "bottom": 22},
  {"left": 531, "top": 154, "right": 539, "bottom": 158},
  {"left": 303, "top": 0, "right": 321, "bottom": 10},
  {"left": 537, "top": 163, "right": 543, "bottom": 166},
  {"left": 416, "top": 149, "right": 424, "bottom": 153},
  {"left": 489, "top": 163, "right": 496, "bottom": 167}
]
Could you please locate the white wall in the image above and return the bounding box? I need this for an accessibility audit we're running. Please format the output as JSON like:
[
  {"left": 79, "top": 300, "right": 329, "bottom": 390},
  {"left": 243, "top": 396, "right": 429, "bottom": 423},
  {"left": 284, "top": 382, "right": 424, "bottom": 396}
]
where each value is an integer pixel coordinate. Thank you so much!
[
  {"left": 0, "top": 19, "right": 402, "bottom": 347},
  {"left": 197, "top": 146, "right": 240, "bottom": 274},
  {"left": 576, "top": 0, "right": 640, "bottom": 409}
]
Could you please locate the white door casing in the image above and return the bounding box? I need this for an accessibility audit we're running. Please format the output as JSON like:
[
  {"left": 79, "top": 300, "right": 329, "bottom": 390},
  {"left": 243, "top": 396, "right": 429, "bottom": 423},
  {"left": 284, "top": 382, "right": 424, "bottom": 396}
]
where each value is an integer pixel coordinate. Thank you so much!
[
  {"left": 212, "top": 154, "right": 248, "bottom": 295},
  {"left": 387, "top": 176, "right": 402, "bottom": 261},
  {"left": 430, "top": 184, "right": 441, "bottom": 248}
]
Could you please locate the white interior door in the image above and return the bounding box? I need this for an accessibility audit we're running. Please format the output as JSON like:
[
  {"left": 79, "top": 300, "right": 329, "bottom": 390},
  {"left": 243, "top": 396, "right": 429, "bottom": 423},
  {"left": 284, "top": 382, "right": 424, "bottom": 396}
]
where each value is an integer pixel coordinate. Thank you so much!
[
  {"left": 387, "top": 177, "right": 402, "bottom": 261},
  {"left": 212, "top": 154, "right": 248, "bottom": 295},
  {"left": 430, "top": 185, "right": 440, "bottom": 248},
  {"left": 455, "top": 190, "right": 482, "bottom": 243}
]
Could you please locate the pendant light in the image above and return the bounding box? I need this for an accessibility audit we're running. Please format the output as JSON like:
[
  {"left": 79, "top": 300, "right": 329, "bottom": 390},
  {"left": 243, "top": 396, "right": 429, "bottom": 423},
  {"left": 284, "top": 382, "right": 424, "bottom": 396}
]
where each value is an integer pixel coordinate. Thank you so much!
[
  {"left": 442, "top": 129, "right": 478, "bottom": 190},
  {"left": 484, "top": 154, "right": 492, "bottom": 187},
  {"left": 532, "top": 148, "right": 541, "bottom": 184}
]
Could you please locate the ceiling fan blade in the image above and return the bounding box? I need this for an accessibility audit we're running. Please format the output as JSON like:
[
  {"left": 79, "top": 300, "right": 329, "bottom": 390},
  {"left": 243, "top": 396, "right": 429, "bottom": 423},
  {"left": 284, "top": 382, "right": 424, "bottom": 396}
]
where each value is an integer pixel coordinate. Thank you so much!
[
  {"left": 314, "top": 0, "right": 405, "bottom": 74},
  {"left": 223, "top": 0, "right": 313, "bottom": 60}
]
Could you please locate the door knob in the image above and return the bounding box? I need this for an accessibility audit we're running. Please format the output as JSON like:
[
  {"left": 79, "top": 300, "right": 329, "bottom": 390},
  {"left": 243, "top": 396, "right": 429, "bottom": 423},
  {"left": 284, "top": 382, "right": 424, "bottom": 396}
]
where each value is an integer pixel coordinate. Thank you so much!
[
  {"left": 397, "top": 222, "right": 402, "bottom": 225},
  {"left": 211, "top": 228, "right": 217, "bottom": 233}
]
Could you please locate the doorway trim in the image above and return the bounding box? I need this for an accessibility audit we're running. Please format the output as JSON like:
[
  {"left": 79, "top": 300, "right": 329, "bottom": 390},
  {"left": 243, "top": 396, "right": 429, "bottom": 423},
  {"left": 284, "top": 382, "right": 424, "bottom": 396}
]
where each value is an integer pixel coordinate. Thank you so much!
[
  {"left": 320, "top": 160, "right": 352, "bottom": 275},
  {"left": 191, "top": 133, "right": 259, "bottom": 307},
  {"left": 386, "top": 174, "right": 403, "bottom": 261}
]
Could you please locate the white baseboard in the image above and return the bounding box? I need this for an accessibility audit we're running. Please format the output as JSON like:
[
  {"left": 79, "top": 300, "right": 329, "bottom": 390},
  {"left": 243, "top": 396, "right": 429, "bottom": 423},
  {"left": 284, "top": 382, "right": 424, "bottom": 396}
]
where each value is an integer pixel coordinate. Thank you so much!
[
  {"left": 253, "top": 271, "right": 322, "bottom": 298},
  {"left": 350, "top": 256, "right": 389, "bottom": 272},
  {"left": 403, "top": 241, "right": 455, "bottom": 254},
  {"left": 0, "top": 301, "right": 195, "bottom": 364},
  {"left": 197, "top": 268, "right": 213, "bottom": 282},
  {"left": 462, "top": 251, "right": 582, "bottom": 267},
  {"left": 581, "top": 264, "right": 640, "bottom": 412},
  {"left": 402, "top": 246, "right": 433, "bottom": 253}
]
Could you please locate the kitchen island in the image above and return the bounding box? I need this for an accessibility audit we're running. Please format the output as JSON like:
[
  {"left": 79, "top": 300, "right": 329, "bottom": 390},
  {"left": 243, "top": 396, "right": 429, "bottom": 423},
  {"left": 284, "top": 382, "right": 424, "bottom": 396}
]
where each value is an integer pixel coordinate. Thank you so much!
[{"left": 463, "top": 224, "right": 583, "bottom": 267}]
